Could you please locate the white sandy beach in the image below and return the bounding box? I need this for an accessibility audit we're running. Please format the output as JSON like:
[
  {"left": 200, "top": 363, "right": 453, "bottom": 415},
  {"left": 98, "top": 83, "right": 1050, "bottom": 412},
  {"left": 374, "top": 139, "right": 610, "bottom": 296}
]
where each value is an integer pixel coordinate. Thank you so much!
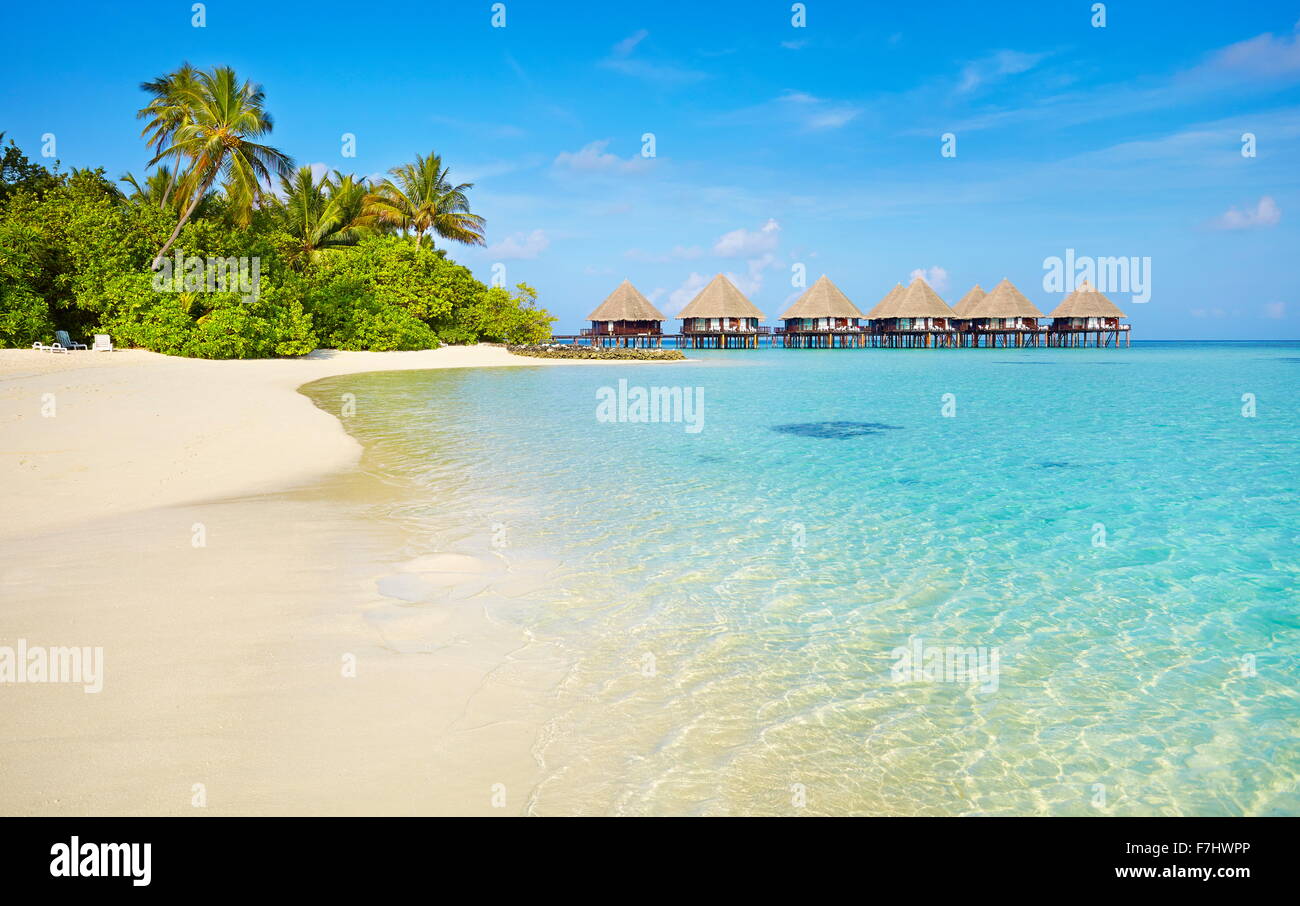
[
  {"left": 0, "top": 345, "right": 641, "bottom": 815},
  {"left": 2, "top": 345, "right": 580, "bottom": 538}
]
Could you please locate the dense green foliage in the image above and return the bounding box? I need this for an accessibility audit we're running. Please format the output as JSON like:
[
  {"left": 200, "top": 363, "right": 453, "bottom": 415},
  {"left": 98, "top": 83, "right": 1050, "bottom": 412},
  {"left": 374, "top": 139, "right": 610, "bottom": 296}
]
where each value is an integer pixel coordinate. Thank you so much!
[
  {"left": 0, "top": 132, "right": 61, "bottom": 206},
  {"left": 0, "top": 65, "right": 555, "bottom": 357}
]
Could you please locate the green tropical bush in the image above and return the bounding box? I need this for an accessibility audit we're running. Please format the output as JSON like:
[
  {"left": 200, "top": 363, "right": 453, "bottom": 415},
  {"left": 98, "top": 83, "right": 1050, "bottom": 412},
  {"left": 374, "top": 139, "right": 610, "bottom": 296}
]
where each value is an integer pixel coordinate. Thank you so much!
[
  {"left": 0, "top": 68, "right": 555, "bottom": 357},
  {"left": 0, "top": 284, "right": 54, "bottom": 347},
  {"left": 0, "top": 217, "right": 56, "bottom": 345},
  {"left": 466, "top": 283, "right": 557, "bottom": 345}
]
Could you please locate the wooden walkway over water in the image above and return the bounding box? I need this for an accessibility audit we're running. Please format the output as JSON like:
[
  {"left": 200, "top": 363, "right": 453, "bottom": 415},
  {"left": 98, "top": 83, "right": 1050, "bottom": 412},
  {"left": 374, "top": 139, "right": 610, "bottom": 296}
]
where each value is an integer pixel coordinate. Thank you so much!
[
  {"left": 554, "top": 328, "right": 770, "bottom": 349},
  {"left": 550, "top": 325, "right": 1131, "bottom": 349}
]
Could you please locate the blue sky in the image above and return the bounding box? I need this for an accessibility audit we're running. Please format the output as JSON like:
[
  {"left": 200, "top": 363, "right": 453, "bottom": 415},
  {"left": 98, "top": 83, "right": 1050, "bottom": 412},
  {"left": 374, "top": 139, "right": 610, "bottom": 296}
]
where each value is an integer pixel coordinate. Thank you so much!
[{"left": 4, "top": 0, "right": 1299, "bottom": 338}]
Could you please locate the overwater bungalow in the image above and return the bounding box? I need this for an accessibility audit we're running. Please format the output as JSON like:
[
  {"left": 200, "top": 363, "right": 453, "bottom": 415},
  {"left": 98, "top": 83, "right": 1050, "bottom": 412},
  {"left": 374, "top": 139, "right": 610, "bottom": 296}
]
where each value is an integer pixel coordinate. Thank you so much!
[
  {"left": 964, "top": 278, "right": 1046, "bottom": 347},
  {"left": 777, "top": 275, "right": 866, "bottom": 347},
  {"left": 949, "top": 285, "right": 986, "bottom": 347},
  {"left": 678, "top": 274, "right": 767, "bottom": 348},
  {"left": 584, "top": 279, "right": 668, "bottom": 347},
  {"left": 865, "top": 283, "right": 903, "bottom": 318},
  {"left": 952, "top": 285, "right": 986, "bottom": 319},
  {"left": 1047, "top": 279, "right": 1131, "bottom": 347},
  {"left": 866, "top": 276, "right": 960, "bottom": 347}
]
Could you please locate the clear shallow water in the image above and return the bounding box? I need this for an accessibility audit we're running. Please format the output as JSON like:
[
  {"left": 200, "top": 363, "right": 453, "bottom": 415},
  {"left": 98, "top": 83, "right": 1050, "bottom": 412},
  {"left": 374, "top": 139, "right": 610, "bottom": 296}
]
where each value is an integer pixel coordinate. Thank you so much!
[{"left": 308, "top": 343, "right": 1300, "bottom": 816}]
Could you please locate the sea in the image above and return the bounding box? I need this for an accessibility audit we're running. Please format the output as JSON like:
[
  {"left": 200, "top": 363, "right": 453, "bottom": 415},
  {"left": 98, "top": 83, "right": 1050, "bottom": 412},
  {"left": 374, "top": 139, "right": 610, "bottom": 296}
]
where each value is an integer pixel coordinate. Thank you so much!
[{"left": 304, "top": 341, "right": 1299, "bottom": 816}]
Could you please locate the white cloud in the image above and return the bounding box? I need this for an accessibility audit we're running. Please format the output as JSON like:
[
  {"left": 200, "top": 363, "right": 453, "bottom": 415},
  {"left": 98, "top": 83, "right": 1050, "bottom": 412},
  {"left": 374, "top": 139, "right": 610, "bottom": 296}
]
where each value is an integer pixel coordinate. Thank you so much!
[
  {"left": 1211, "top": 196, "right": 1281, "bottom": 230},
  {"left": 931, "top": 29, "right": 1300, "bottom": 137},
  {"left": 715, "top": 91, "right": 861, "bottom": 133},
  {"left": 781, "top": 40, "right": 808, "bottom": 50},
  {"left": 553, "top": 140, "right": 652, "bottom": 174},
  {"left": 649, "top": 221, "right": 786, "bottom": 301},
  {"left": 957, "top": 50, "right": 1047, "bottom": 93},
  {"left": 665, "top": 265, "right": 778, "bottom": 312},
  {"left": 612, "top": 30, "right": 649, "bottom": 57},
  {"left": 1265, "top": 301, "right": 1287, "bottom": 319},
  {"left": 667, "top": 272, "right": 710, "bottom": 315},
  {"left": 600, "top": 31, "right": 706, "bottom": 86},
  {"left": 1200, "top": 20, "right": 1300, "bottom": 79},
  {"left": 488, "top": 229, "right": 550, "bottom": 259},
  {"left": 909, "top": 266, "right": 950, "bottom": 292},
  {"left": 728, "top": 253, "right": 780, "bottom": 297},
  {"left": 633, "top": 228, "right": 783, "bottom": 314},
  {"left": 775, "top": 91, "right": 861, "bottom": 130},
  {"left": 807, "top": 108, "right": 861, "bottom": 129},
  {"left": 713, "top": 219, "right": 780, "bottom": 257}
]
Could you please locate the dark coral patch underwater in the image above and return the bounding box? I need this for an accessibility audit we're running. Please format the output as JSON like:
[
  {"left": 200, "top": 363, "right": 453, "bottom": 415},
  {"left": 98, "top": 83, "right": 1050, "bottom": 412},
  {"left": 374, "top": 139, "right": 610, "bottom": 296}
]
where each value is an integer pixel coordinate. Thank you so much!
[{"left": 771, "top": 421, "right": 903, "bottom": 439}]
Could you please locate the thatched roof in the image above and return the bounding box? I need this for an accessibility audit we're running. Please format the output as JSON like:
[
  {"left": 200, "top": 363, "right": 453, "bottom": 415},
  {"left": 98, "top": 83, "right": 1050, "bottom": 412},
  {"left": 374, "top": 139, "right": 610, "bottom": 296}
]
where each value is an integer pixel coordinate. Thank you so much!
[
  {"left": 872, "top": 276, "right": 957, "bottom": 318},
  {"left": 778, "top": 275, "right": 864, "bottom": 319},
  {"left": 678, "top": 274, "right": 765, "bottom": 319},
  {"left": 586, "top": 279, "right": 667, "bottom": 322},
  {"left": 952, "top": 285, "right": 985, "bottom": 318},
  {"left": 864, "top": 283, "right": 904, "bottom": 319},
  {"left": 1047, "top": 279, "right": 1127, "bottom": 318},
  {"left": 968, "top": 278, "right": 1045, "bottom": 318}
]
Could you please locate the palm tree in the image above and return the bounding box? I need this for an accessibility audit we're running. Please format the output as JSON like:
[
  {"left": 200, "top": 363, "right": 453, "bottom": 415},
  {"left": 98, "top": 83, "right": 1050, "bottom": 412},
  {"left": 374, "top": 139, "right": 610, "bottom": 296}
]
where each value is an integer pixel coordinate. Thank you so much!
[
  {"left": 136, "top": 64, "right": 199, "bottom": 207},
  {"left": 362, "top": 152, "right": 485, "bottom": 249},
  {"left": 119, "top": 166, "right": 190, "bottom": 211},
  {"left": 120, "top": 170, "right": 163, "bottom": 205},
  {"left": 326, "top": 171, "right": 369, "bottom": 235},
  {"left": 275, "top": 167, "right": 369, "bottom": 266},
  {"left": 148, "top": 66, "right": 293, "bottom": 266}
]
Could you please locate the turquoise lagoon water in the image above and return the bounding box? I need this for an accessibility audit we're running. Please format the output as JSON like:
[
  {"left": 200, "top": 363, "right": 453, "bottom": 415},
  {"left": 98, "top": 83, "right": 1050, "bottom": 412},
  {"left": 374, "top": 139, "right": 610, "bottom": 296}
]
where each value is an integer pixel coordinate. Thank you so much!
[{"left": 310, "top": 343, "right": 1300, "bottom": 816}]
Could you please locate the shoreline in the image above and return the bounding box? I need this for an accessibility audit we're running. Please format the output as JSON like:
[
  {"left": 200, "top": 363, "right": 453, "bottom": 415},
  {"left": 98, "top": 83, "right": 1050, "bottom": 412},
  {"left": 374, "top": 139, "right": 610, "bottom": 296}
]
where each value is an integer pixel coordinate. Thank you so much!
[
  {"left": 0, "top": 345, "right": 643, "bottom": 815},
  {"left": 0, "top": 345, "right": 668, "bottom": 540}
]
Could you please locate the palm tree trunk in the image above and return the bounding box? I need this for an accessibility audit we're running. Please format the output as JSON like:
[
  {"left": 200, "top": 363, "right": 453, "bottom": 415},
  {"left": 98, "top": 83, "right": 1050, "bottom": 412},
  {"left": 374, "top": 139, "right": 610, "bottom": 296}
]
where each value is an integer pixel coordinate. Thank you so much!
[
  {"left": 152, "top": 167, "right": 217, "bottom": 269},
  {"left": 160, "top": 166, "right": 178, "bottom": 207},
  {"left": 157, "top": 134, "right": 178, "bottom": 207}
]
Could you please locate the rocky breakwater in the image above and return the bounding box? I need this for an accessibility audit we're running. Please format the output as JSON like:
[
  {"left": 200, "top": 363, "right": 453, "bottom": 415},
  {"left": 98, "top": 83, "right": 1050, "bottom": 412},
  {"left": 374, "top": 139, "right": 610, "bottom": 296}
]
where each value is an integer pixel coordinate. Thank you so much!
[{"left": 507, "top": 344, "right": 685, "bottom": 361}]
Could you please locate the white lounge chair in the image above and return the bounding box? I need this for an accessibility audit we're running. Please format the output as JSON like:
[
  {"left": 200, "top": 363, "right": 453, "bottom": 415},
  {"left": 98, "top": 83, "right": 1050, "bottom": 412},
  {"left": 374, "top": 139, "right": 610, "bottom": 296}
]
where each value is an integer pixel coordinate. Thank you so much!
[
  {"left": 55, "top": 330, "right": 87, "bottom": 350},
  {"left": 92, "top": 334, "right": 114, "bottom": 352}
]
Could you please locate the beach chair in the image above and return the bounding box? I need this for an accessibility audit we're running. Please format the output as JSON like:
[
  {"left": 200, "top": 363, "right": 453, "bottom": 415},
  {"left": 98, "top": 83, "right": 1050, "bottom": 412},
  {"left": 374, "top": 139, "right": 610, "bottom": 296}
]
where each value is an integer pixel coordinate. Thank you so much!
[
  {"left": 92, "top": 334, "right": 114, "bottom": 352},
  {"left": 55, "top": 330, "right": 88, "bottom": 350},
  {"left": 30, "top": 342, "right": 55, "bottom": 352}
]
